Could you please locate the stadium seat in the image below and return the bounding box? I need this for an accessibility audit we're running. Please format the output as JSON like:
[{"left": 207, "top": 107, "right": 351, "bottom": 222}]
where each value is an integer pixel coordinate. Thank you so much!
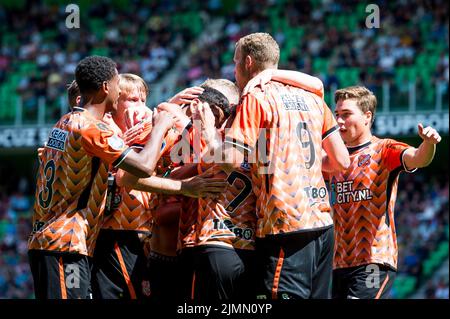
[{"left": 393, "top": 275, "right": 417, "bottom": 299}]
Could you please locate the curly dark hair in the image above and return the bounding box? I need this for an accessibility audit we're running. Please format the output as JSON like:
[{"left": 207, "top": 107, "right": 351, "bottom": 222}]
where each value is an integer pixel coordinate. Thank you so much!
[{"left": 75, "top": 56, "right": 117, "bottom": 94}]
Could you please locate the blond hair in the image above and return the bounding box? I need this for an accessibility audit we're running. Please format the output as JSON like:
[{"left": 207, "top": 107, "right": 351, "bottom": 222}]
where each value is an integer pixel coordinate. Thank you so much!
[
  {"left": 236, "top": 33, "right": 279, "bottom": 71},
  {"left": 201, "top": 78, "right": 240, "bottom": 106},
  {"left": 119, "top": 73, "right": 149, "bottom": 99},
  {"left": 334, "top": 86, "right": 377, "bottom": 125}
]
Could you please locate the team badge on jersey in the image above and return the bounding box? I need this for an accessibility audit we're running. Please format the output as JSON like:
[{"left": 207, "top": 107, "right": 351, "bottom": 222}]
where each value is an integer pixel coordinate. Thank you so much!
[
  {"left": 108, "top": 134, "right": 125, "bottom": 151},
  {"left": 358, "top": 154, "right": 371, "bottom": 167}
]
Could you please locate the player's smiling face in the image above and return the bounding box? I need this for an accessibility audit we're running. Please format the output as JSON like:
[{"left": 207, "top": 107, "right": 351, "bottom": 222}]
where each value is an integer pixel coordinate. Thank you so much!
[{"left": 335, "top": 98, "right": 371, "bottom": 146}]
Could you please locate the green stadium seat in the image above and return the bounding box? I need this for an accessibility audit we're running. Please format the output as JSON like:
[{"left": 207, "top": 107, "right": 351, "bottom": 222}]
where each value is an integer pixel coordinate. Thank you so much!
[
  {"left": 0, "top": 220, "right": 7, "bottom": 239},
  {"left": 313, "top": 58, "right": 329, "bottom": 74}
]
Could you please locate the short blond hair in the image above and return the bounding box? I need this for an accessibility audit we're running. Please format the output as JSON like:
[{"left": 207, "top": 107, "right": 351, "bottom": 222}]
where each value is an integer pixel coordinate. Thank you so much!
[
  {"left": 236, "top": 33, "right": 279, "bottom": 70},
  {"left": 201, "top": 78, "right": 240, "bottom": 106},
  {"left": 334, "top": 86, "right": 377, "bottom": 125},
  {"left": 119, "top": 73, "right": 149, "bottom": 99}
]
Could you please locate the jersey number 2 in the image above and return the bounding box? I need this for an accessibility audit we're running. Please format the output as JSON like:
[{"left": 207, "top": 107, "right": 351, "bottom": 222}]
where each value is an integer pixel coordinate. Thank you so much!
[
  {"left": 38, "top": 160, "right": 56, "bottom": 208},
  {"left": 225, "top": 171, "right": 252, "bottom": 213}
]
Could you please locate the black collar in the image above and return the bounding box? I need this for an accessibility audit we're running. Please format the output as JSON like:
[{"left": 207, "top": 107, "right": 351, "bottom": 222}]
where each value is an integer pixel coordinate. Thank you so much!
[
  {"left": 347, "top": 140, "right": 372, "bottom": 154},
  {"left": 72, "top": 106, "right": 85, "bottom": 112}
]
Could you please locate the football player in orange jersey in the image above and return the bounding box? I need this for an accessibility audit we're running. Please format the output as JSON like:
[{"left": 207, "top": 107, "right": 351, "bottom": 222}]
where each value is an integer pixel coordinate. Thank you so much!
[
  {"left": 91, "top": 73, "right": 155, "bottom": 299},
  {"left": 28, "top": 56, "right": 176, "bottom": 299},
  {"left": 193, "top": 33, "right": 350, "bottom": 299},
  {"left": 188, "top": 85, "right": 260, "bottom": 302},
  {"left": 324, "top": 86, "right": 441, "bottom": 299}
]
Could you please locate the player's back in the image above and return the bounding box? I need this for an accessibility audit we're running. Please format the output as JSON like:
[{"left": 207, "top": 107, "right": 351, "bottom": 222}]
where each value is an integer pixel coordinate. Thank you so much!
[
  {"left": 196, "top": 163, "right": 257, "bottom": 250},
  {"left": 29, "top": 108, "right": 110, "bottom": 256},
  {"left": 243, "top": 81, "right": 336, "bottom": 237}
]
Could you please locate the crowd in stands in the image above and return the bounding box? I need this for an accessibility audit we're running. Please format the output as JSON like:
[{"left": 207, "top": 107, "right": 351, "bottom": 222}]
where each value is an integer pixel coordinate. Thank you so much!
[
  {"left": 0, "top": 0, "right": 210, "bottom": 123},
  {"left": 1, "top": 0, "right": 448, "bottom": 124},
  {"left": 424, "top": 276, "right": 449, "bottom": 299},
  {"left": 179, "top": 0, "right": 449, "bottom": 107},
  {"left": 391, "top": 170, "right": 449, "bottom": 298},
  {"left": 0, "top": 161, "right": 447, "bottom": 298}
]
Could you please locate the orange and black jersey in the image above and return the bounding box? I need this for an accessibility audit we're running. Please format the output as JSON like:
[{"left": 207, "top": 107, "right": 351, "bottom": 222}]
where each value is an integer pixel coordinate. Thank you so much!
[
  {"left": 101, "top": 169, "right": 155, "bottom": 233},
  {"left": 225, "top": 81, "right": 339, "bottom": 237},
  {"left": 196, "top": 163, "right": 257, "bottom": 250},
  {"left": 29, "top": 107, "right": 130, "bottom": 257},
  {"left": 327, "top": 136, "right": 415, "bottom": 270}
]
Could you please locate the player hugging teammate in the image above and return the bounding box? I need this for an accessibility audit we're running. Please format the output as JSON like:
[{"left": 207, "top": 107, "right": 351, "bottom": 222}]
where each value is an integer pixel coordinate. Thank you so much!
[{"left": 29, "top": 33, "right": 441, "bottom": 300}]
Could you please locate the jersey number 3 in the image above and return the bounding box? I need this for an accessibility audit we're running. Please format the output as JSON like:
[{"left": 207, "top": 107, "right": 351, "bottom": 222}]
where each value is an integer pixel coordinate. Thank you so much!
[{"left": 38, "top": 160, "right": 56, "bottom": 208}]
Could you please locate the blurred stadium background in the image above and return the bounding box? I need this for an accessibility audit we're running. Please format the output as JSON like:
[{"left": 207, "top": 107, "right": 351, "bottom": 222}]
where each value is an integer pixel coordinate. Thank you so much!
[{"left": 0, "top": 0, "right": 448, "bottom": 299}]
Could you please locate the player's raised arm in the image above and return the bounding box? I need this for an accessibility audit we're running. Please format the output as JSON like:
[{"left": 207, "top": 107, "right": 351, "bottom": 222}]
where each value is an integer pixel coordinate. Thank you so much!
[
  {"left": 322, "top": 133, "right": 350, "bottom": 173},
  {"left": 167, "top": 86, "right": 204, "bottom": 105},
  {"left": 114, "top": 110, "right": 175, "bottom": 178},
  {"left": 402, "top": 123, "right": 442, "bottom": 170},
  {"left": 243, "top": 68, "right": 324, "bottom": 98}
]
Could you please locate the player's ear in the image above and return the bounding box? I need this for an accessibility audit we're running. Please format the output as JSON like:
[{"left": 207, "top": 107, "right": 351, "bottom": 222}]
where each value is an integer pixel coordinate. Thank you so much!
[
  {"left": 245, "top": 55, "right": 252, "bottom": 70},
  {"left": 365, "top": 111, "right": 372, "bottom": 126},
  {"left": 102, "top": 81, "right": 109, "bottom": 95}
]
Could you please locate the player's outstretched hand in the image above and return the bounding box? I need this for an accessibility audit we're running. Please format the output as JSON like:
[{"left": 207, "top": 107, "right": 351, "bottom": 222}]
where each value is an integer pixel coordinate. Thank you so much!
[
  {"left": 168, "top": 86, "right": 204, "bottom": 105},
  {"left": 418, "top": 123, "right": 441, "bottom": 144},
  {"left": 180, "top": 169, "right": 227, "bottom": 198}
]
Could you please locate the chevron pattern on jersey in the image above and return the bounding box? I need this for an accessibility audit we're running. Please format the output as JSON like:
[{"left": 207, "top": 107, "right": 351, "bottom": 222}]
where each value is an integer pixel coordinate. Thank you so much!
[
  {"left": 102, "top": 187, "right": 154, "bottom": 232},
  {"left": 239, "top": 82, "right": 335, "bottom": 237},
  {"left": 196, "top": 165, "right": 257, "bottom": 250},
  {"left": 29, "top": 112, "right": 113, "bottom": 257},
  {"left": 331, "top": 137, "right": 408, "bottom": 270}
]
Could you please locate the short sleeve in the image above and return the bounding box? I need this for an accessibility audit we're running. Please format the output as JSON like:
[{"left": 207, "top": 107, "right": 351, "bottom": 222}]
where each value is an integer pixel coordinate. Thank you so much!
[
  {"left": 80, "top": 121, "right": 129, "bottom": 167},
  {"left": 322, "top": 101, "right": 339, "bottom": 140},
  {"left": 382, "top": 138, "right": 416, "bottom": 172},
  {"left": 224, "top": 93, "right": 265, "bottom": 153}
]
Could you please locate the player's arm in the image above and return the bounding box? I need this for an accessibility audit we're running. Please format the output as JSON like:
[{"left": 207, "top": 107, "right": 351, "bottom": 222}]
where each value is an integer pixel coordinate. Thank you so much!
[
  {"left": 403, "top": 123, "right": 441, "bottom": 169},
  {"left": 116, "top": 169, "right": 226, "bottom": 198},
  {"left": 322, "top": 132, "right": 350, "bottom": 173},
  {"left": 243, "top": 69, "right": 324, "bottom": 97},
  {"left": 194, "top": 95, "right": 263, "bottom": 173},
  {"left": 167, "top": 86, "right": 204, "bottom": 105},
  {"left": 115, "top": 110, "right": 175, "bottom": 178},
  {"left": 321, "top": 103, "right": 350, "bottom": 173},
  {"left": 169, "top": 164, "right": 200, "bottom": 180}
]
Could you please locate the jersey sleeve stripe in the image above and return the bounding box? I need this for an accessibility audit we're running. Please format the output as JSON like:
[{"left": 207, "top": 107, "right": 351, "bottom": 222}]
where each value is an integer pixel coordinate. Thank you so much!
[
  {"left": 400, "top": 148, "right": 418, "bottom": 173},
  {"left": 322, "top": 125, "right": 339, "bottom": 140},
  {"left": 112, "top": 147, "right": 133, "bottom": 168},
  {"left": 224, "top": 137, "right": 254, "bottom": 152}
]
